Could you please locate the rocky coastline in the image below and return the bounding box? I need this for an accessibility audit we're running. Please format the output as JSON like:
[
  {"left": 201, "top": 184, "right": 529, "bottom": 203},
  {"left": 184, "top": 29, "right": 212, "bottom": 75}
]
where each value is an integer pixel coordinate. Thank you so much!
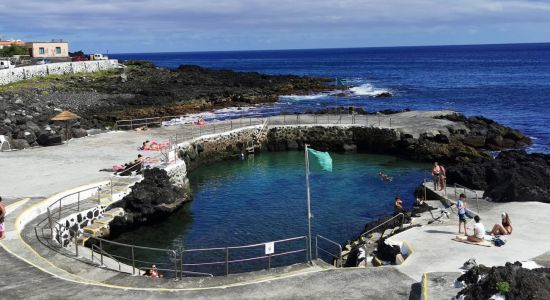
[
  {"left": 0, "top": 61, "right": 331, "bottom": 149},
  {"left": 446, "top": 150, "right": 550, "bottom": 203}
]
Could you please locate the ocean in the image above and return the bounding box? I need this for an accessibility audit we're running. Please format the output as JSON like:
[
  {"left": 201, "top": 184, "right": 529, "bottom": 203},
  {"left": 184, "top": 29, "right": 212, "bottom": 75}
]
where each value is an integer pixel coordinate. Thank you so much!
[
  {"left": 108, "top": 44, "right": 550, "bottom": 271},
  {"left": 111, "top": 43, "right": 550, "bottom": 153}
]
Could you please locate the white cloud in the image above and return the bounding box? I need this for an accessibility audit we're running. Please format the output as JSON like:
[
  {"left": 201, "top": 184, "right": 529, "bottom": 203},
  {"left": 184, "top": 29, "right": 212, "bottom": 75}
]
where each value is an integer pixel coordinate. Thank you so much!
[{"left": 1, "top": 0, "right": 549, "bottom": 51}]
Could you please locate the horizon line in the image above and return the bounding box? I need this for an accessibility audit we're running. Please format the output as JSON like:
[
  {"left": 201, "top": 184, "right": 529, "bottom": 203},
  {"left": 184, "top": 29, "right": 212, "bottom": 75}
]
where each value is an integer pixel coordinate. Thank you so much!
[{"left": 105, "top": 41, "right": 550, "bottom": 56}]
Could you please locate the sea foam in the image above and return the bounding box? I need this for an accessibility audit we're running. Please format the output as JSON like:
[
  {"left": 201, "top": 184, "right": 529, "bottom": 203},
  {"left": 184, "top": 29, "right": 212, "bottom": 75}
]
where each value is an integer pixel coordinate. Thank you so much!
[{"left": 349, "top": 83, "right": 391, "bottom": 97}]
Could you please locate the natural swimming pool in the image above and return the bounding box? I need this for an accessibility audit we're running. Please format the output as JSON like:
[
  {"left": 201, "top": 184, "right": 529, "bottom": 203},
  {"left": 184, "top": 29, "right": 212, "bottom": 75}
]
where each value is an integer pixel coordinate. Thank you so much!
[{"left": 108, "top": 151, "right": 428, "bottom": 274}]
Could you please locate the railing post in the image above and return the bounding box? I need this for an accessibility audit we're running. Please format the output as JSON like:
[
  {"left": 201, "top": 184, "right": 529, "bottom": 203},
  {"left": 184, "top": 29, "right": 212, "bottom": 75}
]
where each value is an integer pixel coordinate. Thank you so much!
[
  {"left": 305, "top": 237, "right": 309, "bottom": 263},
  {"left": 339, "top": 245, "right": 343, "bottom": 268},
  {"left": 475, "top": 192, "right": 480, "bottom": 214},
  {"left": 47, "top": 207, "right": 53, "bottom": 233},
  {"left": 77, "top": 192, "right": 80, "bottom": 211},
  {"left": 74, "top": 230, "right": 79, "bottom": 257},
  {"left": 225, "top": 247, "right": 229, "bottom": 276},
  {"left": 100, "top": 239, "right": 104, "bottom": 266},
  {"left": 315, "top": 236, "right": 318, "bottom": 260},
  {"left": 230, "top": 120, "right": 233, "bottom": 130},
  {"left": 58, "top": 199, "right": 62, "bottom": 221},
  {"left": 268, "top": 254, "right": 271, "bottom": 270},
  {"left": 180, "top": 250, "right": 184, "bottom": 279},
  {"left": 173, "top": 251, "right": 178, "bottom": 280},
  {"left": 131, "top": 246, "right": 135, "bottom": 275}
]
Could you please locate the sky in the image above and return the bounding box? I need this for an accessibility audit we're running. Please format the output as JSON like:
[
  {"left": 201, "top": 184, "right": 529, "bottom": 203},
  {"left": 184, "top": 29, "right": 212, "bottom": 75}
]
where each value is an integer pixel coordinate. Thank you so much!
[{"left": 1, "top": 0, "right": 550, "bottom": 53}]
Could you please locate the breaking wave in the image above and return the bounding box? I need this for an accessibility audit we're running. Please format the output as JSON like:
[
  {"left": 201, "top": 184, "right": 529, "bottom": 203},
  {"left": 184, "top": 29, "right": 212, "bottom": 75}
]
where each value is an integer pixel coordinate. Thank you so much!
[{"left": 349, "top": 83, "right": 392, "bottom": 97}]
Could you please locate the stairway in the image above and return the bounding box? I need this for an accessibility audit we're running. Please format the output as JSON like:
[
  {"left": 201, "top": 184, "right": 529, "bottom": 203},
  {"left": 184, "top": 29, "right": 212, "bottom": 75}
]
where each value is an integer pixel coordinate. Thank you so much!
[{"left": 246, "top": 118, "right": 269, "bottom": 154}]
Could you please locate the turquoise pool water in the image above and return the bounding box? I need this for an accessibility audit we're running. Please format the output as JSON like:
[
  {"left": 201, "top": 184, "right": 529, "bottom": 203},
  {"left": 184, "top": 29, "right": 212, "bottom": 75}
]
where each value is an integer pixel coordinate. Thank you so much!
[{"left": 108, "top": 151, "right": 428, "bottom": 274}]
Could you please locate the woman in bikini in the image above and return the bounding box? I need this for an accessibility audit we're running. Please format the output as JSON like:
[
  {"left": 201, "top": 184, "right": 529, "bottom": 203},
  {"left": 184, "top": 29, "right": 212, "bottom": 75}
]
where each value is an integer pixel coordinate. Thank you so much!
[{"left": 490, "top": 212, "right": 513, "bottom": 235}]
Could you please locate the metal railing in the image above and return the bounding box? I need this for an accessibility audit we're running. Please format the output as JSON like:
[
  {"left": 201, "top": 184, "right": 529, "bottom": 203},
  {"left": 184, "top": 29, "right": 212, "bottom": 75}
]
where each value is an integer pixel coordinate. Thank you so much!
[
  {"left": 315, "top": 235, "right": 343, "bottom": 267},
  {"left": 179, "top": 236, "right": 308, "bottom": 276},
  {"left": 48, "top": 217, "right": 309, "bottom": 278},
  {"left": 116, "top": 111, "right": 396, "bottom": 133},
  {"left": 359, "top": 213, "right": 405, "bottom": 241},
  {"left": 47, "top": 185, "right": 103, "bottom": 229}
]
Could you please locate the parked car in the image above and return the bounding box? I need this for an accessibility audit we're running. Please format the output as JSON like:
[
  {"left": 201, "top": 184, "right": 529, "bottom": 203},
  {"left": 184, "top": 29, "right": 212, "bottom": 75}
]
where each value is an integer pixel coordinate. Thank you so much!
[
  {"left": 90, "top": 53, "right": 109, "bottom": 61},
  {"left": 0, "top": 59, "right": 14, "bottom": 69},
  {"left": 36, "top": 59, "right": 50, "bottom": 65},
  {"left": 71, "top": 56, "right": 89, "bottom": 62}
]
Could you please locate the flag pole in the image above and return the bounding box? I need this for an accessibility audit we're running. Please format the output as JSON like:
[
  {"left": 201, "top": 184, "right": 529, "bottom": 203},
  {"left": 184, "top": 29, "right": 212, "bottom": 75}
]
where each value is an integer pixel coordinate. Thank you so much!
[{"left": 305, "top": 144, "right": 313, "bottom": 264}]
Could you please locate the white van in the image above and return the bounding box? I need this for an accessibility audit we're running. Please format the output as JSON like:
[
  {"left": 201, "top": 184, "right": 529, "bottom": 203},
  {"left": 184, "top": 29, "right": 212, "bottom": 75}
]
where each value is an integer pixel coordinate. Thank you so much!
[
  {"left": 90, "top": 54, "right": 109, "bottom": 61},
  {"left": 0, "top": 59, "right": 14, "bottom": 69}
]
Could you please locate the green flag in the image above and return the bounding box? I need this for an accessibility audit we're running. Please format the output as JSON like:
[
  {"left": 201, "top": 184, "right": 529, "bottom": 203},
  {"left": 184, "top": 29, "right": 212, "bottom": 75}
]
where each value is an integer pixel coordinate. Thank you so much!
[{"left": 307, "top": 148, "right": 332, "bottom": 172}]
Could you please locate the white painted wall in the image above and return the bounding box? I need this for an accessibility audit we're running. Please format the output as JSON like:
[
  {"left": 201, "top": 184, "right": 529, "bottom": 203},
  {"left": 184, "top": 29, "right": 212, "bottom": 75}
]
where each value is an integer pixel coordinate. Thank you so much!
[{"left": 0, "top": 59, "right": 119, "bottom": 85}]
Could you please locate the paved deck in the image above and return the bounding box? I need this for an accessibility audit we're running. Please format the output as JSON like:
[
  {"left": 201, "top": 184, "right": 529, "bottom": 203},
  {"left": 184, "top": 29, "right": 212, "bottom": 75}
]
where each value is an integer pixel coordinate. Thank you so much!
[{"left": 1, "top": 111, "right": 549, "bottom": 299}]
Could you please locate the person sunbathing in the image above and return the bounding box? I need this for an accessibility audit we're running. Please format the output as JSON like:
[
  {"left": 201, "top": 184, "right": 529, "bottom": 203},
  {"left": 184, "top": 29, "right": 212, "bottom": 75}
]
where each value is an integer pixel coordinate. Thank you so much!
[
  {"left": 490, "top": 212, "right": 513, "bottom": 236},
  {"left": 467, "top": 215, "right": 485, "bottom": 243}
]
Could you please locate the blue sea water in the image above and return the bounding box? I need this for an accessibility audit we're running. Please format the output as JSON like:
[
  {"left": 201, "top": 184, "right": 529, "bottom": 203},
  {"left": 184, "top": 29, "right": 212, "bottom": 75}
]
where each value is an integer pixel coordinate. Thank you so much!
[
  {"left": 108, "top": 44, "right": 550, "bottom": 272},
  {"left": 112, "top": 43, "right": 550, "bottom": 153},
  {"left": 108, "top": 152, "right": 428, "bottom": 274}
]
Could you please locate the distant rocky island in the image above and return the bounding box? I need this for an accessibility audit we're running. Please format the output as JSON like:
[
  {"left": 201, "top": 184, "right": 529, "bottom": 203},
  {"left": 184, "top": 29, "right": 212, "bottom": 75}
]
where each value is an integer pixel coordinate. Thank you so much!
[{"left": 0, "top": 61, "right": 332, "bottom": 148}]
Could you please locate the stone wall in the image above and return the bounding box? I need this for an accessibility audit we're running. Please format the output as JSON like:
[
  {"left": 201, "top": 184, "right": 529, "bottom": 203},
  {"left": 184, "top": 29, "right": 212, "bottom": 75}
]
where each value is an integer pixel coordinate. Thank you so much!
[
  {"left": 165, "top": 160, "right": 188, "bottom": 188},
  {"left": 176, "top": 126, "right": 262, "bottom": 171},
  {"left": 53, "top": 205, "right": 106, "bottom": 247},
  {"left": 0, "top": 60, "right": 119, "bottom": 85}
]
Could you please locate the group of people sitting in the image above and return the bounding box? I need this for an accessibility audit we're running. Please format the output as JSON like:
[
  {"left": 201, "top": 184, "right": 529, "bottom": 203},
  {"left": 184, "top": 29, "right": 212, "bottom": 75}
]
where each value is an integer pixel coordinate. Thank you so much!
[{"left": 455, "top": 193, "right": 512, "bottom": 243}]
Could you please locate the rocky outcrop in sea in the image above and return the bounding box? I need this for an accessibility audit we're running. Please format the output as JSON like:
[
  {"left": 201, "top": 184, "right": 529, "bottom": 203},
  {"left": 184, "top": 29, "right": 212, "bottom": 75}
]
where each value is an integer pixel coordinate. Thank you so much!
[{"left": 108, "top": 168, "right": 191, "bottom": 236}]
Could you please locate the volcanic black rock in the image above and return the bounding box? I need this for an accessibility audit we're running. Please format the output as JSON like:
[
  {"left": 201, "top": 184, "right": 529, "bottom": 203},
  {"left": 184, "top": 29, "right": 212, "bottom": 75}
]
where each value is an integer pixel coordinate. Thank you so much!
[
  {"left": 456, "top": 261, "right": 550, "bottom": 300},
  {"left": 109, "top": 168, "right": 191, "bottom": 235},
  {"left": 446, "top": 150, "right": 550, "bottom": 203}
]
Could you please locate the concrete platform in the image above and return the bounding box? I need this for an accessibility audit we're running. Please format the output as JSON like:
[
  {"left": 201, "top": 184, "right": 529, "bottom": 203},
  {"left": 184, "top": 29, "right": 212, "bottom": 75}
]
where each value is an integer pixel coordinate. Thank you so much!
[{"left": 2, "top": 112, "right": 550, "bottom": 299}]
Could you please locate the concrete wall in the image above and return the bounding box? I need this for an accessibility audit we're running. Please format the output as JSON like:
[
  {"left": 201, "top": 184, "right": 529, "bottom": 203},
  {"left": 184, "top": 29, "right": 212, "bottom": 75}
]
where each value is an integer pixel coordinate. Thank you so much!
[
  {"left": 54, "top": 205, "right": 106, "bottom": 247},
  {"left": 0, "top": 59, "right": 119, "bottom": 86}
]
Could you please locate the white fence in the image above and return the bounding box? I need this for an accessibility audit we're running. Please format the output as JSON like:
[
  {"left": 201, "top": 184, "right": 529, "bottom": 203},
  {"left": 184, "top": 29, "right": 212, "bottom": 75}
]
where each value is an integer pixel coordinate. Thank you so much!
[{"left": 0, "top": 59, "right": 119, "bottom": 85}]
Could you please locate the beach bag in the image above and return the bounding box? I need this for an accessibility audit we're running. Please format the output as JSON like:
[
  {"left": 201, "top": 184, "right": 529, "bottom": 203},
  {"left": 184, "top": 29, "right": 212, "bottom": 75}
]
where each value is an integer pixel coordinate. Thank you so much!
[{"left": 494, "top": 237, "right": 506, "bottom": 247}]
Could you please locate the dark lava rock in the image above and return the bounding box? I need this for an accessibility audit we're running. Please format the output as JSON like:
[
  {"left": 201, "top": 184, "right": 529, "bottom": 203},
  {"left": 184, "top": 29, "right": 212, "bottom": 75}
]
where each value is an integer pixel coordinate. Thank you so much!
[
  {"left": 375, "top": 91, "right": 392, "bottom": 98},
  {"left": 446, "top": 150, "right": 550, "bottom": 203},
  {"left": 11, "top": 138, "right": 30, "bottom": 149},
  {"left": 457, "top": 261, "right": 550, "bottom": 300},
  {"left": 71, "top": 127, "right": 88, "bottom": 138},
  {"left": 109, "top": 168, "right": 191, "bottom": 235},
  {"left": 36, "top": 131, "right": 63, "bottom": 146}
]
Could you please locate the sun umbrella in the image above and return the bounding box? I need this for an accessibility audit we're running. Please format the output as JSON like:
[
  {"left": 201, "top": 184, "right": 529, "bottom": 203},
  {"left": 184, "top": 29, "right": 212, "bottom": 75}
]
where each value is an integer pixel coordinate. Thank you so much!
[{"left": 51, "top": 111, "right": 81, "bottom": 145}]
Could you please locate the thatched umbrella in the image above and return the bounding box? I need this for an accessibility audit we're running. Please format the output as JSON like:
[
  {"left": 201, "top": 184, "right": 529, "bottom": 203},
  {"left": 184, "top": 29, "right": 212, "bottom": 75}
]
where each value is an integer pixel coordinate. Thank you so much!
[{"left": 51, "top": 111, "right": 81, "bottom": 145}]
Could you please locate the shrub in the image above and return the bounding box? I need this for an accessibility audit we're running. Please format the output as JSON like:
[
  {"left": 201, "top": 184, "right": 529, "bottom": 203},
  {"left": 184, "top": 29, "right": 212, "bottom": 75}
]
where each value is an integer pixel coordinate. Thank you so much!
[{"left": 496, "top": 281, "right": 511, "bottom": 295}]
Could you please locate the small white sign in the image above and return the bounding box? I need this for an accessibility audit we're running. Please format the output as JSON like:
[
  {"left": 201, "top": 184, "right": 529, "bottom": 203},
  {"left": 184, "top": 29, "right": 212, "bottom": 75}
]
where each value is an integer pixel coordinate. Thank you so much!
[{"left": 265, "top": 242, "right": 275, "bottom": 255}]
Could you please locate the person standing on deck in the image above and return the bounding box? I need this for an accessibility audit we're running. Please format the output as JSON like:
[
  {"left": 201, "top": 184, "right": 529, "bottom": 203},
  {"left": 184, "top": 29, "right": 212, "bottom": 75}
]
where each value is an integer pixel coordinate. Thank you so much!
[
  {"left": 457, "top": 193, "right": 468, "bottom": 235},
  {"left": 432, "top": 162, "right": 441, "bottom": 190},
  {"left": 0, "top": 196, "right": 6, "bottom": 240},
  {"left": 439, "top": 164, "right": 447, "bottom": 191}
]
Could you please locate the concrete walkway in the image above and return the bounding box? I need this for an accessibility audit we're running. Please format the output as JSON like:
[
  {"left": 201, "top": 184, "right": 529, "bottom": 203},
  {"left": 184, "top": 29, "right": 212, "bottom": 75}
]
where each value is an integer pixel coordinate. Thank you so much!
[
  {"left": 2, "top": 111, "right": 550, "bottom": 299},
  {"left": 0, "top": 111, "right": 455, "bottom": 198}
]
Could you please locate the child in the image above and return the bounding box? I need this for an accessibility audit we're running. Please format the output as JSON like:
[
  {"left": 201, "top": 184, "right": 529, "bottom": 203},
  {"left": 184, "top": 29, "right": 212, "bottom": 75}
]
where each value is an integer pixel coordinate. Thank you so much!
[
  {"left": 457, "top": 193, "right": 467, "bottom": 235},
  {"left": 467, "top": 215, "right": 485, "bottom": 243}
]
